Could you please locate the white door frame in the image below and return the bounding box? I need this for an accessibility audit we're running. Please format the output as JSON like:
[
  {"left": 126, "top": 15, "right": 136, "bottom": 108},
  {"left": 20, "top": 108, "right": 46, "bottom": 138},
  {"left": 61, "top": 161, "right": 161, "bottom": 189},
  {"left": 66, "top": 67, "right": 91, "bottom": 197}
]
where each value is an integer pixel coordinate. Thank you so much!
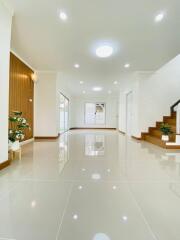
[{"left": 126, "top": 91, "right": 133, "bottom": 136}]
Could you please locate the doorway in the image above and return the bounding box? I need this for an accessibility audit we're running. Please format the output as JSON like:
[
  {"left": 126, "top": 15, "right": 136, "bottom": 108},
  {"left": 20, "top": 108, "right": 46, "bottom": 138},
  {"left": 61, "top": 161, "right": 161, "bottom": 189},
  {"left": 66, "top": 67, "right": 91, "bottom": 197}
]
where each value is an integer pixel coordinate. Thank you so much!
[
  {"left": 59, "top": 93, "right": 69, "bottom": 134},
  {"left": 85, "top": 103, "right": 106, "bottom": 125},
  {"left": 126, "top": 91, "right": 133, "bottom": 136}
]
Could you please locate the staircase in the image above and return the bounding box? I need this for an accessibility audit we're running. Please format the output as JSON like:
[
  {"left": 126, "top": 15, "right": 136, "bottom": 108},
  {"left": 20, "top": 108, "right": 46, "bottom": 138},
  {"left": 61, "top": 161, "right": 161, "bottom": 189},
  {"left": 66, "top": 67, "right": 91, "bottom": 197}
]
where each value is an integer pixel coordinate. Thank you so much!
[{"left": 141, "top": 100, "right": 180, "bottom": 149}]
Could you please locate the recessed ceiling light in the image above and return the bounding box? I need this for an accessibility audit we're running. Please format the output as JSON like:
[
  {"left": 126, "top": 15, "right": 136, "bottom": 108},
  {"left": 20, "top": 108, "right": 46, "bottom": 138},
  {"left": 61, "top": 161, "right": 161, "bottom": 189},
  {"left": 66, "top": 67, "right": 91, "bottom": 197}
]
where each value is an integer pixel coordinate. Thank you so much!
[
  {"left": 155, "top": 12, "right": 165, "bottom": 22},
  {"left": 122, "top": 216, "right": 128, "bottom": 222},
  {"left": 107, "top": 169, "right": 111, "bottom": 172},
  {"left": 96, "top": 45, "right": 113, "bottom": 58},
  {"left": 113, "top": 81, "right": 118, "bottom": 85},
  {"left": 108, "top": 90, "right": 112, "bottom": 94},
  {"left": 78, "top": 186, "right": 83, "bottom": 190},
  {"left": 80, "top": 81, "right": 84, "bottom": 84},
  {"left": 74, "top": 64, "right": 80, "bottom": 68},
  {"left": 31, "top": 200, "right": 37, "bottom": 208},
  {"left": 82, "top": 168, "right": 86, "bottom": 172},
  {"left": 59, "top": 11, "right": 68, "bottom": 21},
  {"left": 112, "top": 186, "right": 117, "bottom": 190},
  {"left": 82, "top": 90, "right": 86, "bottom": 94},
  {"left": 124, "top": 63, "right": 130, "bottom": 68},
  {"left": 93, "top": 87, "right": 102, "bottom": 92},
  {"left": 73, "top": 214, "right": 78, "bottom": 220}
]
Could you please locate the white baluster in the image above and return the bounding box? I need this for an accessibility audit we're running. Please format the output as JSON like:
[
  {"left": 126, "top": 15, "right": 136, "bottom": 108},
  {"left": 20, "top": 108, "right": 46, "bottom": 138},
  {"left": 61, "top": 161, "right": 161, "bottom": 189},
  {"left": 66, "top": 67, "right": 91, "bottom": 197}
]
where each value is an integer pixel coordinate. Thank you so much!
[{"left": 166, "top": 103, "right": 180, "bottom": 146}]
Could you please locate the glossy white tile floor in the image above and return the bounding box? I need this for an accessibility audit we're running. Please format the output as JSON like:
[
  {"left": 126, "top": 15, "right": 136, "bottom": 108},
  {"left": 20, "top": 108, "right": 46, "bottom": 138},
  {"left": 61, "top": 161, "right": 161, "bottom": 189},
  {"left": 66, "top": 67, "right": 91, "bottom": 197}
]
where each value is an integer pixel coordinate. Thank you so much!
[{"left": 0, "top": 130, "right": 180, "bottom": 240}]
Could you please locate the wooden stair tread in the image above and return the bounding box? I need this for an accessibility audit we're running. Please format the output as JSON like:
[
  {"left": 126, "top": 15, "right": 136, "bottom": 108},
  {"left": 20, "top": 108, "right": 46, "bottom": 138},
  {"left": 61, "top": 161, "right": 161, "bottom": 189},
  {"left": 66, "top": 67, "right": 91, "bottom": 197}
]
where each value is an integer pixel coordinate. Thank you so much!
[
  {"left": 142, "top": 109, "right": 178, "bottom": 149},
  {"left": 150, "top": 129, "right": 175, "bottom": 141},
  {"left": 156, "top": 122, "right": 176, "bottom": 130},
  {"left": 164, "top": 118, "right": 176, "bottom": 125},
  {"left": 144, "top": 135, "right": 166, "bottom": 148}
]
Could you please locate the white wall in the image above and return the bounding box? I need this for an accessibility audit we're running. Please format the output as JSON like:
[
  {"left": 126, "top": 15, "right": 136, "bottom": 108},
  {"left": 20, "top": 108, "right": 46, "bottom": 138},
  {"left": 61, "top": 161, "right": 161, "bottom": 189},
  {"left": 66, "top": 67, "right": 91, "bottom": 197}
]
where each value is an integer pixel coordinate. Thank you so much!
[
  {"left": 0, "top": 1, "right": 13, "bottom": 163},
  {"left": 139, "top": 56, "right": 180, "bottom": 134},
  {"left": 34, "top": 71, "right": 73, "bottom": 136},
  {"left": 71, "top": 96, "right": 118, "bottom": 128},
  {"left": 34, "top": 71, "right": 118, "bottom": 133},
  {"left": 119, "top": 55, "right": 180, "bottom": 137},
  {"left": 119, "top": 73, "right": 139, "bottom": 136},
  {"left": 35, "top": 54, "right": 180, "bottom": 137},
  {"left": 34, "top": 72, "right": 58, "bottom": 137}
]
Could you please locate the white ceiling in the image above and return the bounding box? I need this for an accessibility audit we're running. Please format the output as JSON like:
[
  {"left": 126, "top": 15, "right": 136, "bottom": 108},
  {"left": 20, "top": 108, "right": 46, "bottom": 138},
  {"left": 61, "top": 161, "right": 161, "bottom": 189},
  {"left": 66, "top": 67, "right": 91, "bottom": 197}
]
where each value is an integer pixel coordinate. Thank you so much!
[{"left": 7, "top": 0, "right": 180, "bottom": 95}]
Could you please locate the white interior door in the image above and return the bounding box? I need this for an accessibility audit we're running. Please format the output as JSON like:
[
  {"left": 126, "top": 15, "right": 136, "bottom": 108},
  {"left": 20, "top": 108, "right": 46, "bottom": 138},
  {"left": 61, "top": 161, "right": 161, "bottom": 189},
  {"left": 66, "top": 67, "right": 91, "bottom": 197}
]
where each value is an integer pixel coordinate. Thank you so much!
[
  {"left": 95, "top": 103, "right": 105, "bottom": 124},
  {"left": 126, "top": 92, "right": 133, "bottom": 136},
  {"left": 85, "top": 103, "right": 96, "bottom": 124},
  {"left": 85, "top": 103, "right": 105, "bottom": 125}
]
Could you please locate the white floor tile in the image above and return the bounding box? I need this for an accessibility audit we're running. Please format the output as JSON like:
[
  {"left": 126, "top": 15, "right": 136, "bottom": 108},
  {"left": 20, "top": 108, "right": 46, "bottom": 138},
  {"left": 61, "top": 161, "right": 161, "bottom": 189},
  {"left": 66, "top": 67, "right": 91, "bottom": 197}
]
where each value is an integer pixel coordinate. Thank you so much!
[
  {"left": 0, "top": 181, "right": 72, "bottom": 240},
  {"left": 57, "top": 182, "right": 156, "bottom": 240},
  {"left": 0, "top": 130, "right": 180, "bottom": 240}
]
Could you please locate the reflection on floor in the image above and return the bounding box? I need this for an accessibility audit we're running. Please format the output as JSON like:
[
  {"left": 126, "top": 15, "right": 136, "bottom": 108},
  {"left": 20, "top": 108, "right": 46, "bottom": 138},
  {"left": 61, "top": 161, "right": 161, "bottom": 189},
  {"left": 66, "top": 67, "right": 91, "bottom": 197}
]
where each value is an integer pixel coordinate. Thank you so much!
[
  {"left": 85, "top": 134, "right": 105, "bottom": 156},
  {"left": 0, "top": 130, "right": 180, "bottom": 240}
]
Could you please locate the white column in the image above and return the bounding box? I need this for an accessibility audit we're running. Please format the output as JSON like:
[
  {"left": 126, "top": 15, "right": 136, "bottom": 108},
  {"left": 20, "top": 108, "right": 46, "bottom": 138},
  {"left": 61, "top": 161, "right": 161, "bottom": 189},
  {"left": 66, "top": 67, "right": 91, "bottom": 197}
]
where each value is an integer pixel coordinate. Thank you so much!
[
  {"left": 34, "top": 72, "right": 59, "bottom": 137},
  {"left": 0, "top": 1, "right": 13, "bottom": 163}
]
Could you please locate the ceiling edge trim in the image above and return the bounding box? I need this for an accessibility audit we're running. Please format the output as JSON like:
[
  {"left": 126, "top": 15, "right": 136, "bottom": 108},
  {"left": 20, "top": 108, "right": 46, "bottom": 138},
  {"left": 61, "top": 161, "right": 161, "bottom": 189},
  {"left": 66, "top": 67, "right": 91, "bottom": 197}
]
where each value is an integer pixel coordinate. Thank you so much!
[{"left": 11, "top": 48, "right": 35, "bottom": 72}]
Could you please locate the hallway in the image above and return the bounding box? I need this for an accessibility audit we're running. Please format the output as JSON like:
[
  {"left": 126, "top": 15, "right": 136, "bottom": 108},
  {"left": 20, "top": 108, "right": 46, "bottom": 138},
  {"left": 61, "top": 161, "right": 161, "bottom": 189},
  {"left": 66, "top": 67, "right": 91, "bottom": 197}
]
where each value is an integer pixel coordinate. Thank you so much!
[{"left": 0, "top": 130, "right": 180, "bottom": 240}]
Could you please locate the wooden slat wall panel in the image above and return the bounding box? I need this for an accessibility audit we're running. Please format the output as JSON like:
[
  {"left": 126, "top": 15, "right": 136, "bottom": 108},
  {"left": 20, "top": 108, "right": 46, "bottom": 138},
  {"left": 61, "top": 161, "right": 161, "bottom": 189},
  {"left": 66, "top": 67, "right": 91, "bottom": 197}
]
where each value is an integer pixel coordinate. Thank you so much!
[{"left": 9, "top": 53, "right": 34, "bottom": 140}]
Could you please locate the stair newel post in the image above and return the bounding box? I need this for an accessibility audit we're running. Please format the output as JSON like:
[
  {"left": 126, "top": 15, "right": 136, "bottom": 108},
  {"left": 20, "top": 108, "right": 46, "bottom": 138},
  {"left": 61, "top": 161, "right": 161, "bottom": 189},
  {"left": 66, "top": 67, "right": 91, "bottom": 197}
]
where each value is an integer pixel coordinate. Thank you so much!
[{"left": 176, "top": 103, "right": 180, "bottom": 135}]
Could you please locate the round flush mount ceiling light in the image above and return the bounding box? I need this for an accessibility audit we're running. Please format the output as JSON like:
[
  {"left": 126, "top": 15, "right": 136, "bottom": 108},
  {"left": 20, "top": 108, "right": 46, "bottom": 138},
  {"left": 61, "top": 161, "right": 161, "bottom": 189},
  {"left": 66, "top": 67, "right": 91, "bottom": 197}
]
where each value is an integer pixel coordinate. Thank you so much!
[
  {"left": 80, "top": 81, "right": 84, "bottom": 84},
  {"left": 155, "top": 12, "right": 165, "bottom": 22},
  {"left": 93, "top": 87, "right": 102, "bottom": 92},
  {"left": 92, "top": 173, "right": 101, "bottom": 180},
  {"left": 91, "top": 40, "right": 119, "bottom": 59},
  {"left": 59, "top": 11, "right": 68, "bottom": 21},
  {"left": 82, "top": 90, "right": 86, "bottom": 94},
  {"left": 113, "top": 81, "right": 118, "bottom": 85},
  {"left": 96, "top": 45, "right": 113, "bottom": 58},
  {"left": 93, "top": 233, "right": 111, "bottom": 240}
]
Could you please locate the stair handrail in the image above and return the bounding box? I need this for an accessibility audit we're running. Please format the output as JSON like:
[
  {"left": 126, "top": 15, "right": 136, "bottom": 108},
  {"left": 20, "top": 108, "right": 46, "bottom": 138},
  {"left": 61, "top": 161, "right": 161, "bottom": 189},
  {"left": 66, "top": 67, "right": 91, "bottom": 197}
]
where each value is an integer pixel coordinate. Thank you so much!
[{"left": 171, "top": 99, "right": 180, "bottom": 113}]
